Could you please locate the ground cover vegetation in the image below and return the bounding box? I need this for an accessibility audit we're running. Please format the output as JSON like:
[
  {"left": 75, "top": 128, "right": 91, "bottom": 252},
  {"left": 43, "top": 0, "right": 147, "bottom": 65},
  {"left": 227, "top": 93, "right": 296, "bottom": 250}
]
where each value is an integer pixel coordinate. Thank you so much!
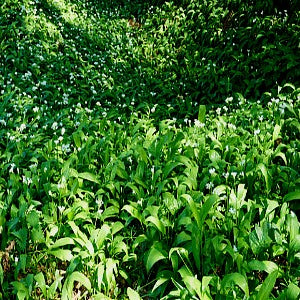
[{"left": 0, "top": 0, "right": 299, "bottom": 298}]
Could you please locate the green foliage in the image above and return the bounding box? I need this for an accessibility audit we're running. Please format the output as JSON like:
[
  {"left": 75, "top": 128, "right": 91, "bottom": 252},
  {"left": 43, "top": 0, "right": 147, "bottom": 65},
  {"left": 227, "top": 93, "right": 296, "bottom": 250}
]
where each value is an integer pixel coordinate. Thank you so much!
[{"left": 0, "top": 0, "right": 299, "bottom": 299}]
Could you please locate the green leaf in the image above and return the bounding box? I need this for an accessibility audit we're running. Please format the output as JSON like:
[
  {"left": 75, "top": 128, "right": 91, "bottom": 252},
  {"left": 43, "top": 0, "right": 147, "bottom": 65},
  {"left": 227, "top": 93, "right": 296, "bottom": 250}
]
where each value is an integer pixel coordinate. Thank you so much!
[
  {"left": 34, "top": 272, "right": 47, "bottom": 297},
  {"left": 49, "top": 237, "right": 74, "bottom": 249},
  {"left": 272, "top": 124, "right": 281, "bottom": 142},
  {"left": 221, "top": 273, "right": 249, "bottom": 297},
  {"left": 26, "top": 210, "right": 39, "bottom": 227},
  {"left": 198, "top": 105, "right": 206, "bottom": 123},
  {"left": 31, "top": 226, "right": 45, "bottom": 243},
  {"left": 69, "top": 271, "right": 91, "bottom": 290},
  {"left": 179, "top": 266, "right": 202, "bottom": 298},
  {"left": 92, "top": 224, "right": 111, "bottom": 249},
  {"left": 62, "top": 272, "right": 91, "bottom": 300},
  {"left": 146, "top": 216, "right": 166, "bottom": 235},
  {"left": 11, "top": 281, "right": 29, "bottom": 300},
  {"left": 256, "top": 270, "right": 278, "bottom": 300},
  {"left": 48, "top": 249, "right": 73, "bottom": 261},
  {"left": 163, "top": 161, "right": 183, "bottom": 179},
  {"left": 256, "top": 163, "right": 270, "bottom": 193},
  {"left": 146, "top": 245, "right": 167, "bottom": 273},
  {"left": 284, "top": 191, "right": 300, "bottom": 202},
  {"left": 182, "top": 194, "right": 201, "bottom": 228},
  {"left": 248, "top": 260, "right": 278, "bottom": 274},
  {"left": 199, "top": 194, "right": 218, "bottom": 229},
  {"left": 127, "top": 287, "right": 141, "bottom": 300},
  {"left": 78, "top": 172, "right": 99, "bottom": 184},
  {"left": 111, "top": 221, "right": 124, "bottom": 235},
  {"left": 122, "top": 204, "right": 144, "bottom": 224},
  {"left": 286, "top": 282, "right": 300, "bottom": 300}
]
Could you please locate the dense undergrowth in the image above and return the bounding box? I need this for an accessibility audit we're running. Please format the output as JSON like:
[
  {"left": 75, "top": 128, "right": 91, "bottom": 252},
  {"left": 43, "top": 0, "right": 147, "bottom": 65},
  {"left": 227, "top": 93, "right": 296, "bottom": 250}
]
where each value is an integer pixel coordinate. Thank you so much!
[{"left": 0, "top": 0, "right": 299, "bottom": 299}]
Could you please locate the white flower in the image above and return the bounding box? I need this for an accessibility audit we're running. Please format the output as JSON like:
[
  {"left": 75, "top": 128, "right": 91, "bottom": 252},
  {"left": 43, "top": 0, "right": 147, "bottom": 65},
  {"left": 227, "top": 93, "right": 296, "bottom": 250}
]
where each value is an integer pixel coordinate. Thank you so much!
[
  {"left": 9, "top": 163, "right": 16, "bottom": 173},
  {"left": 58, "top": 206, "right": 65, "bottom": 213},
  {"left": 0, "top": 119, "right": 6, "bottom": 126},
  {"left": 51, "top": 122, "right": 58, "bottom": 130},
  {"left": 254, "top": 129, "right": 260, "bottom": 136},
  {"left": 22, "top": 176, "right": 32, "bottom": 185},
  {"left": 194, "top": 119, "right": 205, "bottom": 128},
  {"left": 209, "top": 168, "right": 216, "bottom": 175},
  {"left": 258, "top": 115, "right": 264, "bottom": 121},
  {"left": 19, "top": 123, "right": 26, "bottom": 132},
  {"left": 231, "top": 172, "right": 237, "bottom": 179},
  {"left": 229, "top": 207, "right": 236, "bottom": 214},
  {"left": 223, "top": 172, "right": 229, "bottom": 179},
  {"left": 216, "top": 107, "right": 221, "bottom": 115},
  {"left": 62, "top": 144, "right": 71, "bottom": 152},
  {"left": 233, "top": 245, "right": 238, "bottom": 252},
  {"left": 206, "top": 182, "right": 214, "bottom": 189},
  {"left": 225, "top": 97, "right": 233, "bottom": 103}
]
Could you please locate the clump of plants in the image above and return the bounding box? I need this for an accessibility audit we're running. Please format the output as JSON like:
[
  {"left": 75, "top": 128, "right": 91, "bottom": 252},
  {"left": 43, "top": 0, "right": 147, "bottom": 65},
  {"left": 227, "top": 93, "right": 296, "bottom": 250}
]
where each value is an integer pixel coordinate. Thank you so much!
[{"left": 0, "top": 0, "right": 299, "bottom": 299}]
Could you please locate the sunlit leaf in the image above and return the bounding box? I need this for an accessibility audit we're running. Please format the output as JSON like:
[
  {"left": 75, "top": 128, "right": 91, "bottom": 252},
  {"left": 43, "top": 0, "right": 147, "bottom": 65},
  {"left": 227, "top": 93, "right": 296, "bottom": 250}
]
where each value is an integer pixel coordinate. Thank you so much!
[
  {"left": 221, "top": 273, "right": 249, "bottom": 297},
  {"left": 256, "top": 270, "right": 278, "bottom": 300}
]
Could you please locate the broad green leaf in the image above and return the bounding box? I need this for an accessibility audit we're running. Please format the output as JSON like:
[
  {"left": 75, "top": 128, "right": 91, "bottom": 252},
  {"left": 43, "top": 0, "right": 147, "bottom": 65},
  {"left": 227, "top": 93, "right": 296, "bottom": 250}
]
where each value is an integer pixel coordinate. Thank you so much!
[
  {"left": 92, "top": 224, "right": 111, "bottom": 249},
  {"left": 274, "top": 152, "right": 287, "bottom": 165},
  {"left": 199, "top": 194, "right": 218, "bottom": 229},
  {"left": 78, "top": 172, "right": 99, "bottom": 184},
  {"left": 286, "top": 282, "right": 300, "bottom": 299},
  {"left": 221, "top": 273, "right": 249, "bottom": 297},
  {"left": 101, "top": 205, "right": 119, "bottom": 220},
  {"left": 257, "top": 163, "right": 270, "bottom": 193},
  {"left": 202, "top": 276, "right": 213, "bottom": 295},
  {"left": 146, "top": 216, "right": 166, "bottom": 235},
  {"left": 48, "top": 249, "right": 73, "bottom": 261},
  {"left": 152, "top": 277, "right": 170, "bottom": 293},
  {"left": 68, "top": 271, "right": 91, "bottom": 290},
  {"left": 191, "top": 223, "right": 201, "bottom": 271},
  {"left": 116, "top": 165, "right": 129, "bottom": 180},
  {"left": 111, "top": 221, "right": 124, "bottom": 235},
  {"left": 284, "top": 191, "right": 300, "bottom": 202},
  {"left": 179, "top": 266, "right": 202, "bottom": 298},
  {"left": 34, "top": 272, "right": 47, "bottom": 297},
  {"left": 62, "top": 272, "right": 91, "bottom": 300},
  {"left": 146, "top": 245, "right": 167, "bottom": 273},
  {"left": 49, "top": 237, "right": 74, "bottom": 249},
  {"left": 97, "top": 263, "right": 105, "bottom": 291},
  {"left": 198, "top": 105, "right": 206, "bottom": 123},
  {"left": 127, "top": 287, "right": 141, "bottom": 300},
  {"left": 209, "top": 149, "right": 221, "bottom": 163},
  {"left": 182, "top": 194, "right": 201, "bottom": 228},
  {"left": 287, "top": 212, "right": 299, "bottom": 241},
  {"left": 163, "top": 161, "right": 183, "bottom": 179},
  {"left": 248, "top": 260, "right": 278, "bottom": 274},
  {"left": 256, "top": 270, "right": 278, "bottom": 300},
  {"left": 26, "top": 210, "right": 39, "bottom": 227},
  {"left": 122, "top": 204, "right": 144, "bottom": 224},
  {"left": 11, "top": 281, "right": 29, "bottom": 300},
  {"left": 272, "top": 124, "right": 281, "bottom": 142}
]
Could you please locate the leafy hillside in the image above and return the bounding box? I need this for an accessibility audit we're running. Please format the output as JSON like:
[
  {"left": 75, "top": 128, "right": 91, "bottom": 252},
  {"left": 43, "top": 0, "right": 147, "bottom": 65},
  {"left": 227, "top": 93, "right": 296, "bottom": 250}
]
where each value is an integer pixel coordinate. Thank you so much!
[{"left": 0, "top": 0, "right": 299, "bottom": 299}]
